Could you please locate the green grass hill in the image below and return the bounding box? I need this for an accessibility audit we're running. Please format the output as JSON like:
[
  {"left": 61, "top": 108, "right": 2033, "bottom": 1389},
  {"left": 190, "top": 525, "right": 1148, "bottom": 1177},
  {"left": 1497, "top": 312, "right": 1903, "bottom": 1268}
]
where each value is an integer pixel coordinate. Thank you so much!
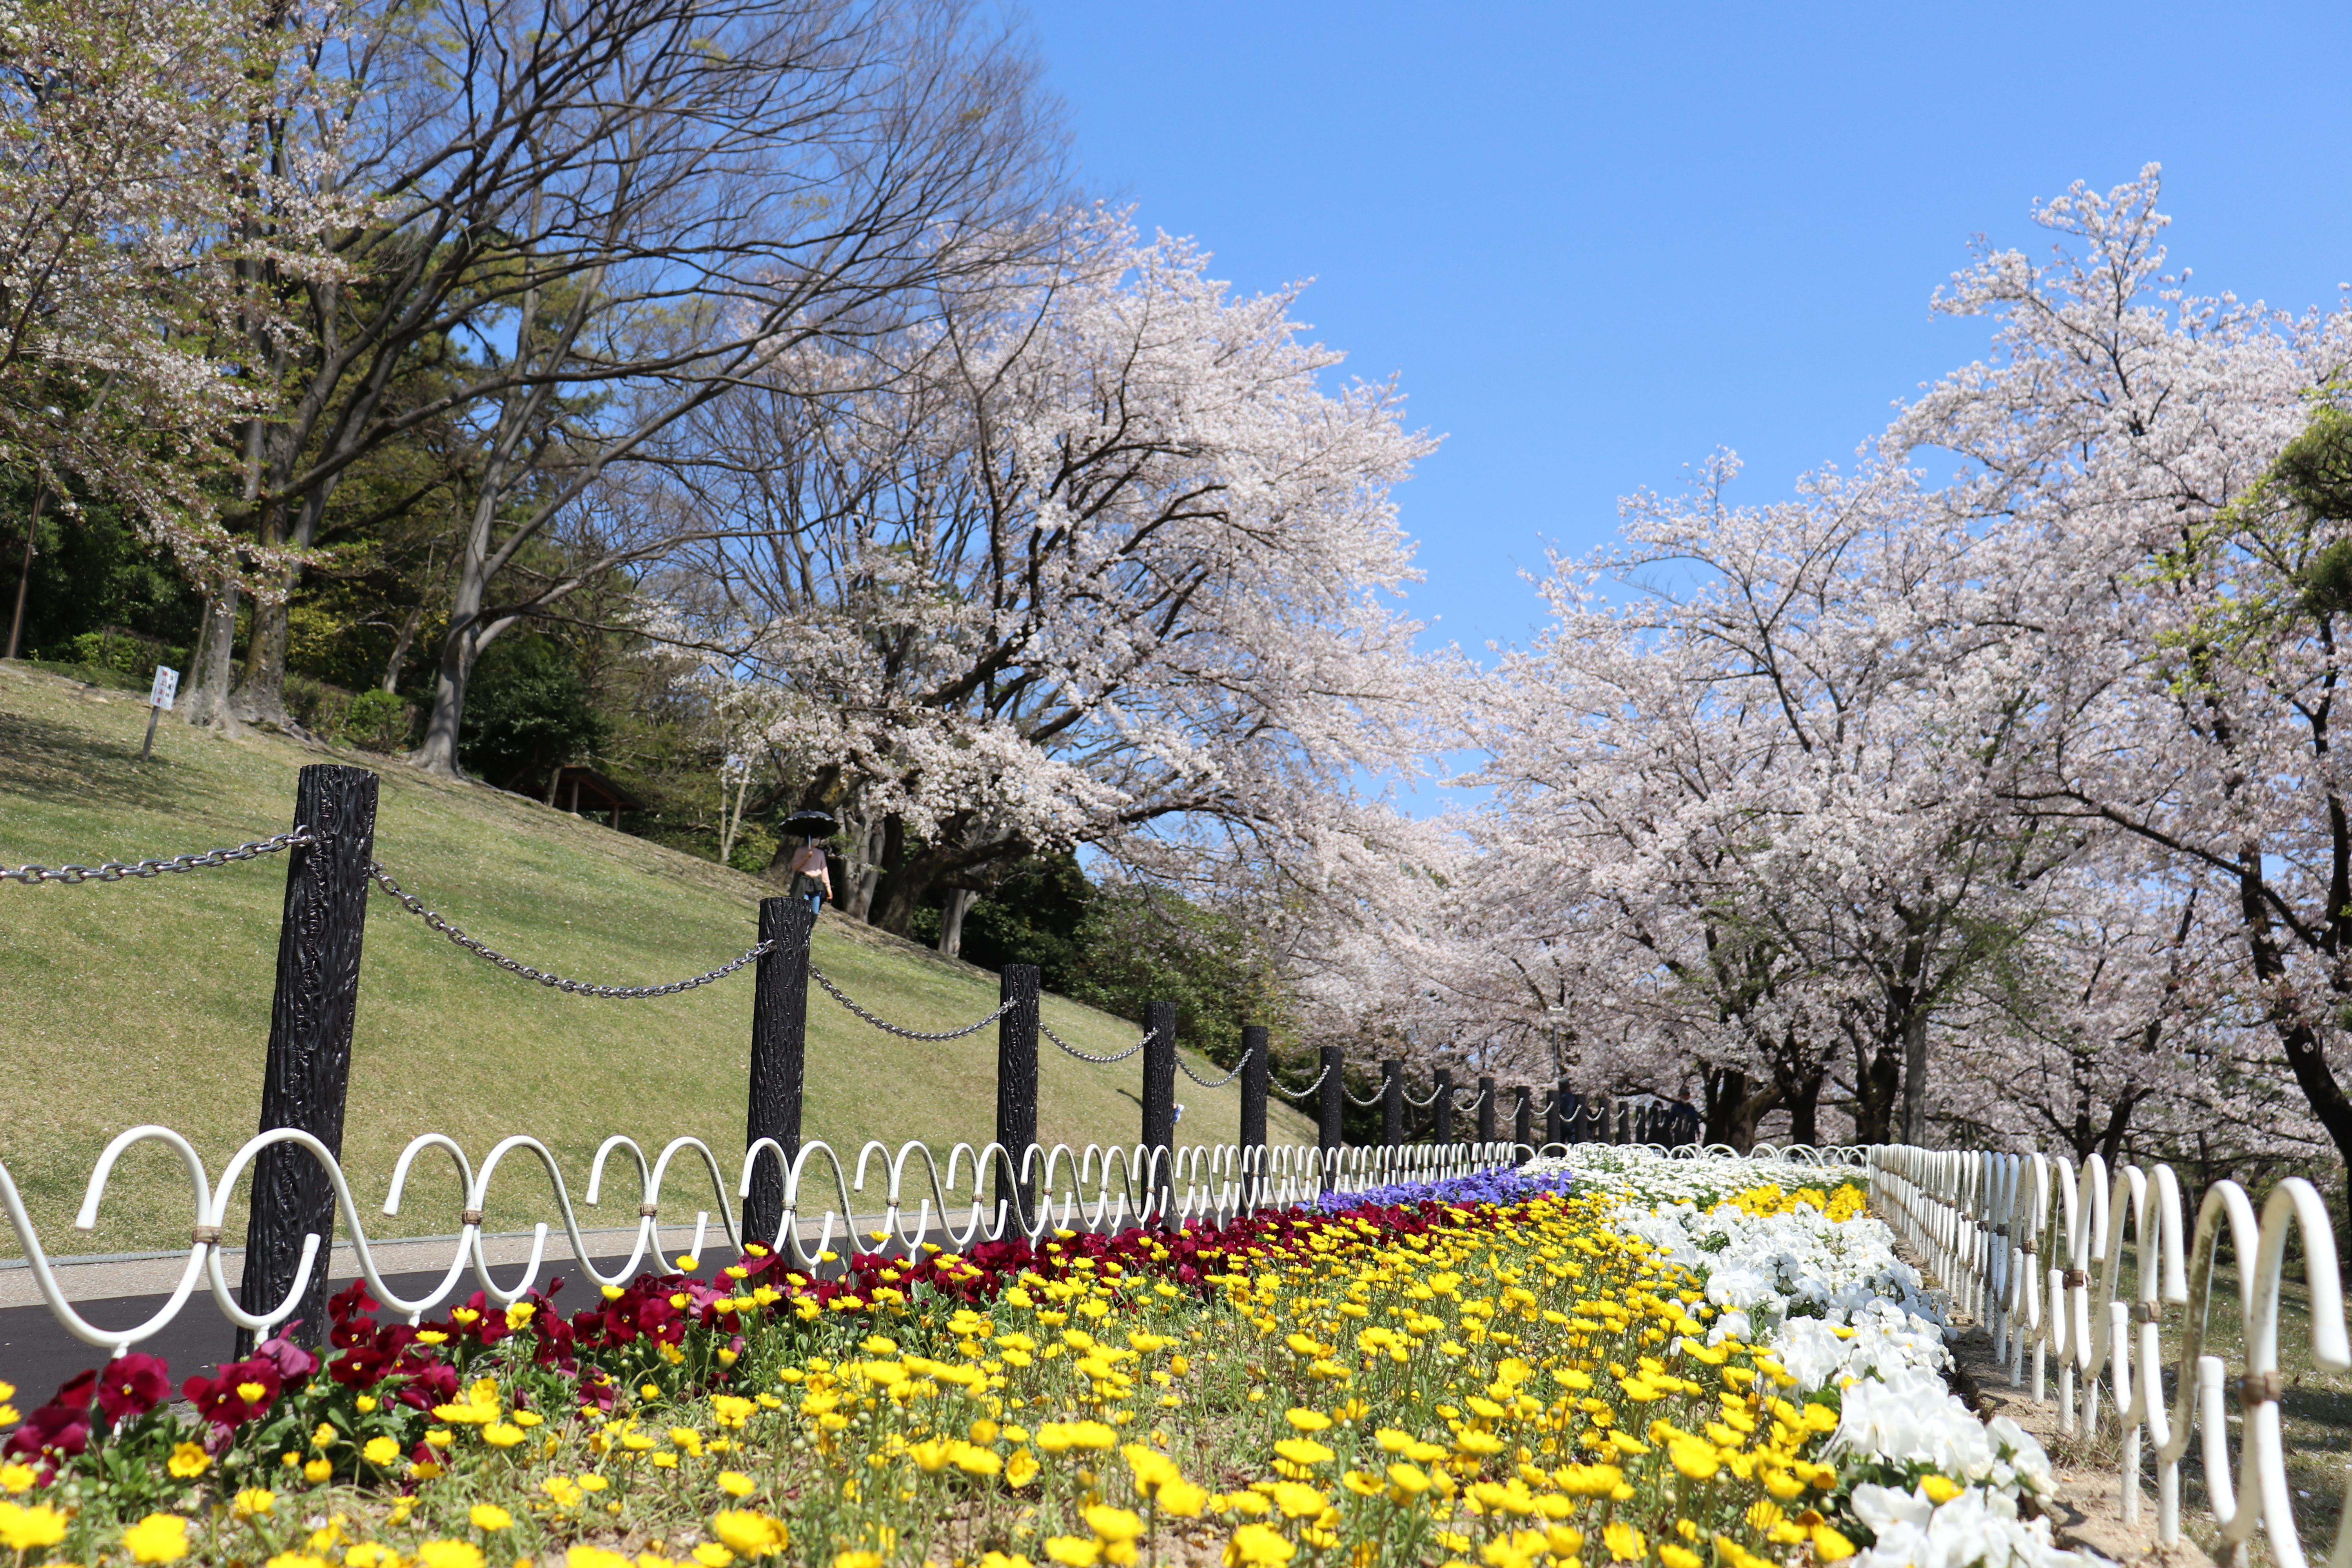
[{"left": 0, "top": 662, "right": 1314, "bottom": 1258}]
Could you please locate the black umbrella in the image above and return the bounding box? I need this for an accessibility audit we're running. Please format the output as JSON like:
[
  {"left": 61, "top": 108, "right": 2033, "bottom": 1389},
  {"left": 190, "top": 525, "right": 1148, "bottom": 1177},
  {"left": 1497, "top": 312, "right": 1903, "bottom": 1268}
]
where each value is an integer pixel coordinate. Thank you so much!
[{"left": 782, "top": 809, "right": 838, "bottom": 840}]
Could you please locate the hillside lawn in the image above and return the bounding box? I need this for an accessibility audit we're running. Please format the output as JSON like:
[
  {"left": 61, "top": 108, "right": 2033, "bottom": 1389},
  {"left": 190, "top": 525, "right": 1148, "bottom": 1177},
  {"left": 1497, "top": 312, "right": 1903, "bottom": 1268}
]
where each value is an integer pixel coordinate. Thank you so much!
[{"left": 0, "top": 661, "right": 1313, "bottom": 1258}]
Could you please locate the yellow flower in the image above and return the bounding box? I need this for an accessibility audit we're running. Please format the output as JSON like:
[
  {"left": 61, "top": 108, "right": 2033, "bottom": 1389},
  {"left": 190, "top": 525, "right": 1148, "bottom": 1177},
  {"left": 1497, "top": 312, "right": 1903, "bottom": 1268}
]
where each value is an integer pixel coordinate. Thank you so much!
[
  {"left": 1268, "top": 1482, "right": 1327, "bottom": 1519},
  {"left": 1661, "top": 1548, "right": 1703, "bottom": 1568},
  {"left": 415, "top": 1544, "right": 485, "bottom": 1568},
  {"left": 717, "top": 1471, "right": 756, "bottom": 1497},
  {"left": 1084, "top": 1507, "right": 1144, "bottom": 1544},
  {"left": 482, "top": 1423, "right": 526, "bottom": 1448},
  {"left": 711, "top": 1510, "right": 789, "bottom": 1557},
  {"left": 362, "top": 1436, "right": 401, "bottom": 1467},
  {"left": 1668, "top": 1435, "right": 1720, "bottom": 1481},
  {"left": 1283, "top": 1408, "right": 1332, "bottom": 1432},
  {"left": 1387, "top": 1462, "right": 1434, "bottom": 1495},
  {"left": 1222, "top": 1524, "right": 1296, "bottom": 1566},
  {"left": 831, "top": 1555, "right": 883, "bottom": 1568},
  {"left": 1274, "top": 1438, "right": 1335, "bottom": 1466},
  {"left": 470, "top": 1504, "right": 513, "bottom": 1532},
  {"left": 122, "top": 1514, "right": 191, "bottom": 1563},
  {"left": 691, "top": 1548, "right": 733, "bottom": 1568},
  {"left": 1812, "top": 1525, "right": 1858, "bottom": 1561},
  {"left": 568, "top": 1550, "right": 633, "bottom": 1568},
  {"left": 1602, "top": 1522, "right": 1646, "bottom": 1562},
  {"left": 165, "top": 1442, "right": 210, "bottom": 1479},
  {"left": 1158, "top": 1480, "right": 1209, "bottom": 1518},
  {"left": 302, "top": 1457, "right": 332, "bottom": 1483},
  {"left": 262, "top": 1555, "right": 329, "bottom": 1568},
  {"left": 232, "top": 1488, "right": 277, "bottom": 1519},
  {"left": 1921, "top": 1474, "right": 1964, "bottom": 1503},
  {"left": 1044, "top": 1539, "right": 1099, "bottom": 1568}
]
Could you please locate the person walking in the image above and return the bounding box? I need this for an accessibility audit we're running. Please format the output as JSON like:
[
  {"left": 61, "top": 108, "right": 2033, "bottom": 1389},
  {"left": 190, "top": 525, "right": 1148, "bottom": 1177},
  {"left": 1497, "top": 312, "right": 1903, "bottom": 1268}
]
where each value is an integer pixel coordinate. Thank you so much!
[{"left": 782, "top": 810, "right": 837, "bottom": 916}]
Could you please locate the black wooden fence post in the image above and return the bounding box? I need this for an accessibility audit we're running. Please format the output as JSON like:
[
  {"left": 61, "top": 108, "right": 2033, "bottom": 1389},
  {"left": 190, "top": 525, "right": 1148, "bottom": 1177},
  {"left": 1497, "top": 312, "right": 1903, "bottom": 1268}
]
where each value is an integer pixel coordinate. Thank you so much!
[
  {"left": 1381, "top": 1058, "right": 1403, "bottom": 1148},
  {"left": 996, "top": 964, "right": 1041, "bottom": 1225},
  {"left": 236, "top": 763, "right": 377, "bottom": 1357},
  {"left": 1140, "top": 1000, "right": 1178, "bottom": 1220},
  {"left": 1513, "top": 1089, "right": 1533, "bottom": 1151},
  {"left": 1563, "top": 1090, "right": 1584, "bottom": 1144},
  {"left": 1477, "top": 1076, "right": 1496, "bottom": 1145},
  {"left": 1316, "top": 1045, "right": 1343, "bottom": 1190},
  {"left": 1545, "top": 1086, "right": 1564, "bottom": 1149},
  {"left": 1239, "top": 1025, "right": 1269, "bottom": 1209},
  {"left": 1432, "top": 1068, "right": 1454, "bottom": 1146},
  {"left": 744, "top": 897, "right": 815, "bottom": 1252}
]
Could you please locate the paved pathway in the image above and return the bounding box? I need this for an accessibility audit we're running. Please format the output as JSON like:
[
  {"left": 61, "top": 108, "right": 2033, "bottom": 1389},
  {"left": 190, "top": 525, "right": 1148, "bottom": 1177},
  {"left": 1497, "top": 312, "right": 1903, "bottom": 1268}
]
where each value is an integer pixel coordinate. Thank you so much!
[{"left": 0, "top": 1228, "right": 653, "bottom": 1397}]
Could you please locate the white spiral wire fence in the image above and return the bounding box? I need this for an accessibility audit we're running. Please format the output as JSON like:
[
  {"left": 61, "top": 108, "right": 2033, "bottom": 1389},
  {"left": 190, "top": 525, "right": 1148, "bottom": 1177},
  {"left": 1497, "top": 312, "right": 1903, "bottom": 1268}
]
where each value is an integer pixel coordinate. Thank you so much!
[
  {"left": 0, "top": 1132, "right": 1540, "bottom": 1362},
  {"left": 1863, "top": 1140, "right": 2352, "bottom": 1566}
]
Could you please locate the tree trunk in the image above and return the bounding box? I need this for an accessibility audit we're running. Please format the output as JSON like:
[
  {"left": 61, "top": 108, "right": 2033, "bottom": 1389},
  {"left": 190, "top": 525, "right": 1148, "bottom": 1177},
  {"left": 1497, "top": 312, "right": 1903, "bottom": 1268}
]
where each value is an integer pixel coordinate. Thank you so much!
[
  {"left": 382, "top": 595, "right": 430, "bottom": 693},
  {"left": 232, "top": 560, "right": 297, "bottom": 729},
  {"left": 1702, "top": 1066, "right": 1783, "bottom": 1154},
  {"left": 1851, "top": 1035, "right": 1902, "bottom": 1145},
  {"left": 845, "top": 818, "right": 882, "bottom": 922},
  {"left": 410, "top": 620, "right": 481, "bottom": 776},
  {"left": 1785, "top": 1070, "right": 1823, "bottom": 1146},
  {"left": 871, "top": 815, "right": 911, "bottom": 933},
  {"left": 1898, "top": 1008, "right": 1930, "bottom": 1145},
  {"left": 179, "top": 583, "right": 243, "bottom": 734},
  {"left": 938, "top": 887, "right": 977, "bottom": 957},
  {"left": 2097, "top": 1094, "right": 2138, "bottom": 1170}
]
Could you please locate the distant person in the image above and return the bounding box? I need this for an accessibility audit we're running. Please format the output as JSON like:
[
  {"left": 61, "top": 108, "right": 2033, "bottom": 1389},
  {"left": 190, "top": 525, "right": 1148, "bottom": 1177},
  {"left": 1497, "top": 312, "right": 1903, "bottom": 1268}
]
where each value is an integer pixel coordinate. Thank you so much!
[{"left": 788, "top": 841, "right": 833, "bottom": 916}]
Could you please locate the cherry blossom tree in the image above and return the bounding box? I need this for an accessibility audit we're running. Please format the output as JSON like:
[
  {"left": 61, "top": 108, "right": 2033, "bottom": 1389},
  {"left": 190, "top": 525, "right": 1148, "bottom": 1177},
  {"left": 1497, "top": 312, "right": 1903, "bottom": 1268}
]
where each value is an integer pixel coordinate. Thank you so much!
[
  {"left": 661, "top": 216, "right": 1440, "bottom": 940},
  {"left": 0, "top": 0, "right": 341, "bottom": 668},
  {"left": 1887, "top": 165, "right": 2352, "bottom": 1203},
  {"left": 1457, "top": 444, "right": 2095, "bottom": 1149}
]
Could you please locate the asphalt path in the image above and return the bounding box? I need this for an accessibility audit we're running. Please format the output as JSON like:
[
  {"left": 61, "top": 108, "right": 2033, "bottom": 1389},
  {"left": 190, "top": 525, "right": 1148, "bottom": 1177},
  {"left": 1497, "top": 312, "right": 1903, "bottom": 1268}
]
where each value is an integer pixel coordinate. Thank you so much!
[{"left": 0, "top": 1255, "right": 644, "bottom": 1400}]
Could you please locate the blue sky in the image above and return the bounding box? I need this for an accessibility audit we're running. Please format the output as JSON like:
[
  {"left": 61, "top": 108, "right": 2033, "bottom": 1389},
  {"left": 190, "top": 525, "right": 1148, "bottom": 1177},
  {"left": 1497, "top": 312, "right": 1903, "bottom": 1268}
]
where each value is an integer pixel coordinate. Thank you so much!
[{"left": 1021, "top": 0, "right": 2352, "bottom": 660}]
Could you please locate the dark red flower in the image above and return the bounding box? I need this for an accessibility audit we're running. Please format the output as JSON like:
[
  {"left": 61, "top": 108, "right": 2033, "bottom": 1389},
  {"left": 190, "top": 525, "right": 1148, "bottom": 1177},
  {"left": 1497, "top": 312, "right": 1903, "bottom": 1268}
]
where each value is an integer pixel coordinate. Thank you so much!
[
  {"left": 6, "top": 1403, "right": 90, "bottom": 1459},
  {"left": 393, "top": 1359, "right": 457, "bottom": 1413},
  {"left": 44, "top": 1370, "right": 94, "bottom": 1412},
  {"left": 328, "top": 1347, "right": 390, "bottom": 1389},
  {"left": 181, "top": 1359, "right": 281, "bottom": 1429},
  {"left": 93, "top": 1354, "right": 169, "bottom": 1423},
  {"left": 328, "top": 1279, "right": 379, "bottom": 1326},
  {"left": 253, "top": 1331, "right": 318, "bottom": 1381}
]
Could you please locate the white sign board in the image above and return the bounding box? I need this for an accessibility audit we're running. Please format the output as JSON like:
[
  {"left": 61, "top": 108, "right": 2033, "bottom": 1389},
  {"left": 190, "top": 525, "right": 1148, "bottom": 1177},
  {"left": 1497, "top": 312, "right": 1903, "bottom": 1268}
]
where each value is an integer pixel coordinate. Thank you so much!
[{"left": 148, "top": 666, "right": 179, "bottom": 711}]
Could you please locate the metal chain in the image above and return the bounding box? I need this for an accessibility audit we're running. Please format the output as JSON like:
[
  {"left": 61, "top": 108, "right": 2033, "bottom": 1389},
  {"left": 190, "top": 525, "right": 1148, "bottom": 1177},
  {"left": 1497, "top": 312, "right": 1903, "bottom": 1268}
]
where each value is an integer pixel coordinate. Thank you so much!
[
  {"left": 1270, "top": 1063, "right": 1331, "bottom": 1101},
  {"left": 1341, "top": 1082, "right": 1386, "bottom": 1107},
  {"left": 1401, "top": 1083, "right": 1442, "bottom": 1107},
  {"left": 3, "top": 828, "right": 316, "bottom": 886},
  {"left": 1041, "top": 1018, "right": 1154, "bottom": 1065},
  {"left": 811, "top": 964, "right": 1014, "bottom": 1041},
  {"left": 369, "top": 863, "right": 770, "bottom": 999},
  {"left": 1177, "top": 1054, "right": 1244, "bottom": 1089}
]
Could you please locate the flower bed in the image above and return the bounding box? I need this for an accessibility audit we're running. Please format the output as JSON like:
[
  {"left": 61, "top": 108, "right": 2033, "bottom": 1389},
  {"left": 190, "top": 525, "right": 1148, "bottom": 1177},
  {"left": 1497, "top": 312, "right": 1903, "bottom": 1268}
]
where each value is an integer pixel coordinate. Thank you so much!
[{"left": 0, "top": 1156, "right": 2098, "bottom": 1568}]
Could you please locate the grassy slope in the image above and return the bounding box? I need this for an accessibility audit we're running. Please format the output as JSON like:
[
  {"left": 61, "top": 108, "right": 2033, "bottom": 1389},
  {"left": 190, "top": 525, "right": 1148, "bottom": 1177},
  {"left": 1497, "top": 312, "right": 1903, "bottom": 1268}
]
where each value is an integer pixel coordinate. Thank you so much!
[{"left": 0, "top": 664, "right": 1314, "bottom": 1257}]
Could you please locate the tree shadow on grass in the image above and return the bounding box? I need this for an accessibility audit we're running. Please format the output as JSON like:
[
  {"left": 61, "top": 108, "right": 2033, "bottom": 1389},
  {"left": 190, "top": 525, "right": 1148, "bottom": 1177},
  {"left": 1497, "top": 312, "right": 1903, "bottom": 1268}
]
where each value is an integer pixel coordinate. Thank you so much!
[{"left": 0, "top": 705, "right": 189, "bottom": 816}]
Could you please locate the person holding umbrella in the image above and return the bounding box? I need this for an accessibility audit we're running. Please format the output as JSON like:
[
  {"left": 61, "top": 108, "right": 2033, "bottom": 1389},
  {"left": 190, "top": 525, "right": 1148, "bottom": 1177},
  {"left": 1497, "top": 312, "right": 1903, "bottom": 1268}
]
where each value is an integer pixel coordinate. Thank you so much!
[{"left": 783, "top": 809, "right": 837, "bottom": 916}]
